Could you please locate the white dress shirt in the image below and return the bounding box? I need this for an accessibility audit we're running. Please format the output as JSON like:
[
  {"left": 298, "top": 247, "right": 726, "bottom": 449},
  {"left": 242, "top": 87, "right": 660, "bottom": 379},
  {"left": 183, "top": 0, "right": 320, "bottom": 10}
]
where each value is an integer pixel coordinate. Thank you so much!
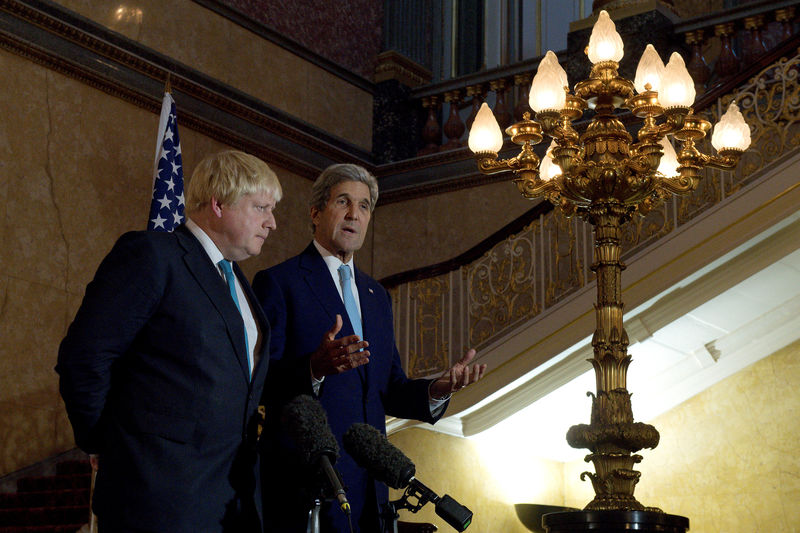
[
  {"left": 186, "top": 218, "right": 261, "bottom": 375},
  {"left": 310, "top": 240, "right": 448, "bottom": 411}
]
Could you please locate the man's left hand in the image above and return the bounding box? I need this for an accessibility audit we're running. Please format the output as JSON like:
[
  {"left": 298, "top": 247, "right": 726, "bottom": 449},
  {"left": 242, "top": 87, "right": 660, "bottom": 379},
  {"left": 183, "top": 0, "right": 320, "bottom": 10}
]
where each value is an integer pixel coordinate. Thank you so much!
[{"left": 430, "top": 349, "right": 486, "bottom": 400}]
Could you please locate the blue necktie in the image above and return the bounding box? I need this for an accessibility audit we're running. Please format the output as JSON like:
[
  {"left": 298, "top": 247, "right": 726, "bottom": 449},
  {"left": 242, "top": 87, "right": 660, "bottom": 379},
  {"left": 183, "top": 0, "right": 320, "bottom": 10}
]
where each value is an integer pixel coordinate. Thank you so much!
[
  {"left": 218, "top": 259, "right": 251, "bottom": 376},
  {"left": 338, "top": 264, "right": 363, "bottom": 339}
]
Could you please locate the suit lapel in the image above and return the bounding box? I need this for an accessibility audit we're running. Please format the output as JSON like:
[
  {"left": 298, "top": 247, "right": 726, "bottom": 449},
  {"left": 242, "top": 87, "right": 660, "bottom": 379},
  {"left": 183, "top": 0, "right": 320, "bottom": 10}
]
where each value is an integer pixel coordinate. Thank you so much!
[
  {"left": 175, "top": 226, "right": 251, "bottom": 382},
  {"left": 299, "top": 244, "right": 350, "bottom": 328},
  {"left": 301, "top": 243, "right": 369, "bottom": 387}
]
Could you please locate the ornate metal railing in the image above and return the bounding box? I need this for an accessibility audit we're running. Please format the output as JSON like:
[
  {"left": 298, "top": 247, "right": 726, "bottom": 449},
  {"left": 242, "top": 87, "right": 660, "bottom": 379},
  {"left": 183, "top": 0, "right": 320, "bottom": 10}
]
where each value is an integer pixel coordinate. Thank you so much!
[
  {"left": 390, "top": 41, "right": 800, "bottom": 379},
  {"left": 410, "top": 1, "right": 799, "bottom": 157}
]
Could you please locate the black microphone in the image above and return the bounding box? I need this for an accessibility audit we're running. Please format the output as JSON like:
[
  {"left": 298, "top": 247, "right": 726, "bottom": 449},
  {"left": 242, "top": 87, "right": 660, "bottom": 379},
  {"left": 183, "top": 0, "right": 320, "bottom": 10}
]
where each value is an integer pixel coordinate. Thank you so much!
[
  {"left": 282, "top": 395, "right": 350, "bottom": 515},
  {"left": 343, "top": 423, "right": 473, "bottom": 531}
]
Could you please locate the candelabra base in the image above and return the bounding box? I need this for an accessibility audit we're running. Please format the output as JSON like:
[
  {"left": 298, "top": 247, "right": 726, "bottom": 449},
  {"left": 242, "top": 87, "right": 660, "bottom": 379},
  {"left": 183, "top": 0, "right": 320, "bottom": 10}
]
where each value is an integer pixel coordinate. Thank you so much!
[{"left": 542, "top": 510, "right": 689, "bottom": 533}]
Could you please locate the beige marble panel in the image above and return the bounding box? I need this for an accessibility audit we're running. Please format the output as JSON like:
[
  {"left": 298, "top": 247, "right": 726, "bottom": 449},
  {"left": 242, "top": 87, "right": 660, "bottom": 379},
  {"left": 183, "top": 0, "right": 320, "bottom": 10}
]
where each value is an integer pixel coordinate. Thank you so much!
[
  {"left": 389, "top": 428, "right": 564, "bottom": 533},
  {"left": 0, "top": 277, "right": 68, "bottom": 403},
  {"left": 371, "top": 180, "right": 534, "bottom": 279},
  {"left": 0, "top": 52, "right": 10, "bottom": 277},
  {"left": 225, "top": 21, "right": 311, "bottom": 118},
  {"left": 0, "top": 55, "right": 63, "bottom": 289},
  {"left": 56, "top": 1, "right": 221, "bottom": 75},
  {"left": 44, "top": 79, "right": 156, "bottom": 295},
  {"left": 0, "top": 398, "right": 73, "bottom": 477},
  {"left": 52, "top": 0, "right": 373, "bottom": 149},
  {"left": 306, "top": 70, "right": 373, "bottom": 150}
]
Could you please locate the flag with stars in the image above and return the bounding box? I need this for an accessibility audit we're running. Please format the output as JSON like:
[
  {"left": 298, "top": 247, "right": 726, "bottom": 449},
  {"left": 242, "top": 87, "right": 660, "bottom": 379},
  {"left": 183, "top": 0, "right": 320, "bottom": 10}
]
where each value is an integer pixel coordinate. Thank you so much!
[{"left": 147, "top": 92, "right": 184, "bottom": 231}]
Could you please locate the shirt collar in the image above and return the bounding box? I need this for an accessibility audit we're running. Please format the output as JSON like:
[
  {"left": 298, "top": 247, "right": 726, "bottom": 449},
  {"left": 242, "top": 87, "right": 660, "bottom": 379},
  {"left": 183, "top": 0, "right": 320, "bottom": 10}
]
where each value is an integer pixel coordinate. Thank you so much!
[
  {"left": 186, "top": 217, "right": 226, "bottom": 267},
  {"left": 313, "top": 240, "right": 355, "bottom": 274}
]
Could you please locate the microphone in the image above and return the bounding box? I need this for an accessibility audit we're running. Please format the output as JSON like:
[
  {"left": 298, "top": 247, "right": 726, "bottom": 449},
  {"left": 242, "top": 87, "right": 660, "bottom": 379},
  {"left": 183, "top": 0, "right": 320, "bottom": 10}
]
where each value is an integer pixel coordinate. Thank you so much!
[
  {"left": 282, "top": 395, "right": 350, "bottom": 515},
  {"left": 343, "top": 423, "right": 473, "bottom": 531}
]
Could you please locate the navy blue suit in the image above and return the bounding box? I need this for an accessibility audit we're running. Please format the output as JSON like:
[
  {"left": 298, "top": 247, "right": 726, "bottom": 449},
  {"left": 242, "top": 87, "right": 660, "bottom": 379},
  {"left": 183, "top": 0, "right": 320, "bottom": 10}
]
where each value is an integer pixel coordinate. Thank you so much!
[
  {"left": 57, "top": 225, "right": 269, "bottom": 532},
  {"left": 253, "top": 243, "right": 447, "bottom": 532}
]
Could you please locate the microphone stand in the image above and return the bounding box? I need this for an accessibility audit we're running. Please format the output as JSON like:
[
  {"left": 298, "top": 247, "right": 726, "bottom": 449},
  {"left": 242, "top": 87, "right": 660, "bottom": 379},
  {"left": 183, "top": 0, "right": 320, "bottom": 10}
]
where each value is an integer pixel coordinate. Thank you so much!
[
  {"left": 306, "top": 498, "right": 322, "bottom": 533},
  {"left": 382, "top": 479, "right": 439, "bottom": 533},
  {"left": 307, "top": 498, "right": 322, "bottom": 533}
]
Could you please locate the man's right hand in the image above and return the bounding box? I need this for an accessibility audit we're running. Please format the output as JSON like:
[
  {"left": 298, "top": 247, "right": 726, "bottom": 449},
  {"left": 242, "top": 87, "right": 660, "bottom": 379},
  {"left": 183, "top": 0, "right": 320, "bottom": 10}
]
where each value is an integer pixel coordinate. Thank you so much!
[{"left": 310, "top": 314, "right": 370, "bottom": 379}]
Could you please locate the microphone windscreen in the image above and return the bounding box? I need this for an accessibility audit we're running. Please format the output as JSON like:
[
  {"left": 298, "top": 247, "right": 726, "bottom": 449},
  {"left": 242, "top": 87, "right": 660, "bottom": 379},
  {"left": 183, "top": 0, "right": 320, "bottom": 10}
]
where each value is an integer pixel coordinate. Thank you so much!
[
  {"left": 343, "top": 423, "right": 415, "bottom": 489},
  {"left": 282, "top": 395, "right": 339, "bottom": 467}
]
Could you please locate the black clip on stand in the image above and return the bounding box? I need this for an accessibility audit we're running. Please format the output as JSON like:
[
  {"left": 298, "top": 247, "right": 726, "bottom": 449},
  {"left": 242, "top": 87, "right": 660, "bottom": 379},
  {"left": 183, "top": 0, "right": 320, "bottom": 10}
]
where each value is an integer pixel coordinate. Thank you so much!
[{"left": 382, "top": 479, "right": 439, "bottom": 533}]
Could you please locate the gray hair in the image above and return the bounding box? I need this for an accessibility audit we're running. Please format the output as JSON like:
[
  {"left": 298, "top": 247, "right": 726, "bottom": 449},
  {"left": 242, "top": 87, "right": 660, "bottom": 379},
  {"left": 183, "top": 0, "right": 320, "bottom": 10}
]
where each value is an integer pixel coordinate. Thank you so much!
[{"left": 309, "top": 164, "right": 379, "bottom": 232}]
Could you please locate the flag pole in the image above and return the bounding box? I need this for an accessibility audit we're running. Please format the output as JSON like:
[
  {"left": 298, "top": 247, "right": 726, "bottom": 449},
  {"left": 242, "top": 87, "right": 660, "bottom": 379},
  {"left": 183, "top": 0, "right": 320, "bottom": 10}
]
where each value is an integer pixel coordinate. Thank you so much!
[{"left": 164, "top": 73, "right": 171, "bottom": 95}]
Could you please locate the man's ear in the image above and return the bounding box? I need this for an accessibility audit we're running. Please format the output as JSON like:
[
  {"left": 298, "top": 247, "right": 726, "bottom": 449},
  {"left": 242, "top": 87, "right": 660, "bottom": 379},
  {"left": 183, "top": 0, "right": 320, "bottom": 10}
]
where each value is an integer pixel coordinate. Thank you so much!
[{"left": 210, "top": 197, "right": 224, "bottom": 218}]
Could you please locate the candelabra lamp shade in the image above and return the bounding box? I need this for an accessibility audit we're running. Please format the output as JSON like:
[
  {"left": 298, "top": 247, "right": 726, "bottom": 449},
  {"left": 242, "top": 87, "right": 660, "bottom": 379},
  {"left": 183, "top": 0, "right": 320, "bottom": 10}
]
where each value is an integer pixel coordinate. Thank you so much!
[
  {"left": 660, "top": 52, "right": 695, "bottom": 108},
  {"left": 657, "top": 137, "right": 680, "bottom": 177},
  {"left": 634, "top": 44, "right": 665, "bottom": 94},
  {"left": 587, "top": 10, "right": 624, "bottom": 63},
  {"left": 529, "top": 51, "right": 569, "bottom": 112},
  {"left": 711, "top": 101, "right": 751, "bottom": 151},
  {"left": 539, "top": 140, "right": 562, "bottom": 180},
  {"left": 467, "top": 102, "right": 504, "bottom": 153}
]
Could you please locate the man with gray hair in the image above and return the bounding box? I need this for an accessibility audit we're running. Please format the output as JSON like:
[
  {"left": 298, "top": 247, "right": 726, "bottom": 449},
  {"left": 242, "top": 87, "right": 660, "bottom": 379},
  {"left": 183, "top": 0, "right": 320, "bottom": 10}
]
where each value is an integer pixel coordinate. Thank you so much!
[
  {"left": 253, "top": 163, "right": 485, "bottom": 532},
  {"left": 57, "top": 150, "right": 281, "bottom": 532}
]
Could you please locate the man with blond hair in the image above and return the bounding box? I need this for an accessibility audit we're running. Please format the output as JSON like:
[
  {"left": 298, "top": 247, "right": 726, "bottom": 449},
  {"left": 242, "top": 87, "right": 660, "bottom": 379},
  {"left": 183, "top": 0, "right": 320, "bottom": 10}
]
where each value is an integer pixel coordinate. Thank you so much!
[{"left": 57, "top": 150, "right": 281, "bottom": 532}]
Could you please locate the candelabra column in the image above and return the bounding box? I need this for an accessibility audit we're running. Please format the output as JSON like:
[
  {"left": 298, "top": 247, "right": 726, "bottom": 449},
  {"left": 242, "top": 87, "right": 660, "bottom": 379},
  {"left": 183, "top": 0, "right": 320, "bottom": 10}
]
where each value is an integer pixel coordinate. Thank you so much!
[
  {"left": 588, "top": 202, "right": 629, "bottom": 393},
  {"left": 566, "top": 201, "right": 660, "bottom": 512}
]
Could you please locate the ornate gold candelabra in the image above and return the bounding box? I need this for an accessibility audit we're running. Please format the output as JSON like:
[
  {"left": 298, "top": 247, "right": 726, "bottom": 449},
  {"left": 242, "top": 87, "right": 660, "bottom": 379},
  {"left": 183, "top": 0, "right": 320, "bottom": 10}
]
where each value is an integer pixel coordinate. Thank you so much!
[{"left": 468, "top": 11, "right": 750, "bottom": 512}]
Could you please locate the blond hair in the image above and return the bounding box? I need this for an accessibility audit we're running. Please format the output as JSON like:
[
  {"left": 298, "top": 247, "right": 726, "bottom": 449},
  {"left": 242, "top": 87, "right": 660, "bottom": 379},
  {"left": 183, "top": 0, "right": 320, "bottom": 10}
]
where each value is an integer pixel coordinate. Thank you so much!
[{"left": 185, "top": 150, "right": 282, "bottom": 213}]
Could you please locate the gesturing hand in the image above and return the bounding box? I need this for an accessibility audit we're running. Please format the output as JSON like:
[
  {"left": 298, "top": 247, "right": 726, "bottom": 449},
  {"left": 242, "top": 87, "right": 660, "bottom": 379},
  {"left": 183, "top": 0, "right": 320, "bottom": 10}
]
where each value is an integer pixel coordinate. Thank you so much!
[
  {"left": 430, "top": 349, "right": 486, "bottom": 400},
  {"left": 310, "top": 314, "right": 370, "bottom": 379}
]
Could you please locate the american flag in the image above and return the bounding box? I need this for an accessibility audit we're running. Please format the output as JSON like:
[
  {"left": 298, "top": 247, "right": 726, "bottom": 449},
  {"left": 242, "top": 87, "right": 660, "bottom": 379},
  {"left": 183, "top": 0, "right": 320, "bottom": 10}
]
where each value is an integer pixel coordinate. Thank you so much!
[{"left": 147, "top": 92, "right": 184, "bottom": 231}]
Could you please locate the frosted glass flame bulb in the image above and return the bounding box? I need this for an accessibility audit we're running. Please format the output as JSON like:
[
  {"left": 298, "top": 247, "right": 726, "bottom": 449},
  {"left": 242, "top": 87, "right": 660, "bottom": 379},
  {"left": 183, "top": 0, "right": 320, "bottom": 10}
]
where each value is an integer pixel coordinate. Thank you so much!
[
  {"left": 530, "top": 51, "right": 568, "bottom": 112},
  {"left": 635, "top": 44, "right": 665, "bottom": 94},
  {"left": 468, "top": 102, "right": 504, "bottom": 153},
  {"left": 657, "top": 136, "right": 679, "bottom": 177},
  {"left": 711, "top": 101, "right": 751, "bottom": 151},
  {"left": 660, "top": 52, "right": 695, "bottom": 107},
  {"left": 539, "top": 140, "right": 562, "bottom": 181},
  {"left": 587, "top": 10, "right": 624, "bottom": 63}
]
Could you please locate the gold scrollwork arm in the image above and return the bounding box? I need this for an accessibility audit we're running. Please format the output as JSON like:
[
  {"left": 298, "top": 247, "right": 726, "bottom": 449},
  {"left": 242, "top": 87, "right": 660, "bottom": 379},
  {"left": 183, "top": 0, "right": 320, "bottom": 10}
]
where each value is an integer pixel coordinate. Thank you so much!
[
  {"left": 513, "top": 175, "right": 558, "bottom": 199},
  {"left": 702, "top": 149, "right": 744, "bottom": 170},
  {"left": 656, "top": 174, "right": 699, "bottom": 195},
  {"left": 475, "top": 153, "right": 513, "bottom": 174}
]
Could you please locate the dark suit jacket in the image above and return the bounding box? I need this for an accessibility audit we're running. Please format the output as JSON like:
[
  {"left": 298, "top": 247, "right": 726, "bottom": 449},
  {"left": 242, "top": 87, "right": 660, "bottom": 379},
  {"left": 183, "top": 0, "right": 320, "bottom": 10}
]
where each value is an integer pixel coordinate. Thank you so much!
[
  {"left": 253, "top": 243, "right": 447, "bottom": 532},
  {"left": 56, "top": 225, "right": 269, "bottom": 533}
]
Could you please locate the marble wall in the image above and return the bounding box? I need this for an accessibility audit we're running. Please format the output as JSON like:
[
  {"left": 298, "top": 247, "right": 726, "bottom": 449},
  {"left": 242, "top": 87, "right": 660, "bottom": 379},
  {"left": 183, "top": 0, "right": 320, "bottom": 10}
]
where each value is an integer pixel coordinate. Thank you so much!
[
  {"left": 370, "top": 181, "right": 535, "bottom": 279},
  {"left": 0, "top": 1, "right": 540, "bottom": 477},
  {"left": 0, "top": 47, "right": 313, "bottom": 476},
  {"left": 388, "top": 428, "right": 564, "bottom": 533},
  {"left": 220, "top": 0, "right": 382, "bottom": 79},
  {"left": 390, "top": 340, "right": 800, "bottom": 532},
  {"left": 53, "top": 0, "right": 375, "bottom": 151}
]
